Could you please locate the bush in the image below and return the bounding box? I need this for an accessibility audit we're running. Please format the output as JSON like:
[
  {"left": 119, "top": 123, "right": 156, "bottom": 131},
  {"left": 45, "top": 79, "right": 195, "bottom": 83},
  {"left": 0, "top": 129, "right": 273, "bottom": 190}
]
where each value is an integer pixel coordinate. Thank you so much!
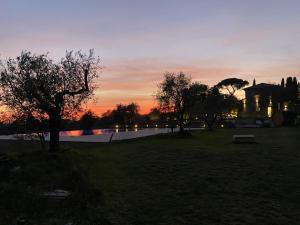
[{"left": 0, "top": 152, "right": 110, "bottom": 225}]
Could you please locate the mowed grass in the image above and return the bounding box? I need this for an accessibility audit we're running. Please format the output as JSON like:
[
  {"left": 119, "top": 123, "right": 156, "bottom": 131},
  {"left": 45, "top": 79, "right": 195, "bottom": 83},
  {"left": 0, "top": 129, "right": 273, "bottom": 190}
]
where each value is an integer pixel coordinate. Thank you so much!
[{"left": 1, "top": 128, "right": 300, "bottom": 225}]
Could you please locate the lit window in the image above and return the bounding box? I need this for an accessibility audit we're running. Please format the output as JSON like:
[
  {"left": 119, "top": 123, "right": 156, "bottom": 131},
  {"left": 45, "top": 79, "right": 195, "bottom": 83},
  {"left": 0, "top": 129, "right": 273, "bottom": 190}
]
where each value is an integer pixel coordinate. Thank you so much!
[
  {"left": 267, "top": 96, "right": 272, "bottom": 117},
  {"left": 255, "top": 95, "right": 260, "bottom": 112},
  {"left": 267, "top": 106, "right": 272, "bottom": 117}
]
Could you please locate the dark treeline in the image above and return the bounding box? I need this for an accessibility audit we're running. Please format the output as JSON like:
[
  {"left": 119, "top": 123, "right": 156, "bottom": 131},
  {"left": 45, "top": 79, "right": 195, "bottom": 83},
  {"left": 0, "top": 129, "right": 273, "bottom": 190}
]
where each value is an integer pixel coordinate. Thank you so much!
[
  {"left": 0, "top": 104, "right": 188, "bottom": 135},
  {"left": 1, "top": 74, "right": 299, "bottom": 136},
  {"left": 1, "top": 74, "right": 299, "bottom": 137},
  {"left": 280, "top": 76, "right": 298, "bottom": 102},
  {"left": 0, "top": 74, "right": 249, "bottom": 135}
]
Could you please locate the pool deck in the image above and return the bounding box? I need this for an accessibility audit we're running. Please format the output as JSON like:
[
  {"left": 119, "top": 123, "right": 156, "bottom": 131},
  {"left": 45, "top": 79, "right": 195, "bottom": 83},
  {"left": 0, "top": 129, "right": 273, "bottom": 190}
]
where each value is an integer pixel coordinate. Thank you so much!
[{"left": 0, "top": 128, "right": 204, "bottom": 143}]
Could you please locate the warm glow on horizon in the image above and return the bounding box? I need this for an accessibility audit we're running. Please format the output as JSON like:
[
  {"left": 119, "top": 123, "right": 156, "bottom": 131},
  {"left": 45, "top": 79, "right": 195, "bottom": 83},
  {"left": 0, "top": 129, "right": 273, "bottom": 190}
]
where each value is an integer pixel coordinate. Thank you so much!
[{"left": 87, "top": 101, "right": 154, "bottom": 116}]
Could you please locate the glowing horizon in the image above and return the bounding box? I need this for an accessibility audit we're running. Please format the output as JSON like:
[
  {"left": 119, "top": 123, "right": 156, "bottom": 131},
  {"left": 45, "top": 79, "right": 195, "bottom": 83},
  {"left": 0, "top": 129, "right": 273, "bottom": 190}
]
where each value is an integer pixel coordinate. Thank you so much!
[{"left": 1, "top": 0, "right": 300, "bottom": 115}]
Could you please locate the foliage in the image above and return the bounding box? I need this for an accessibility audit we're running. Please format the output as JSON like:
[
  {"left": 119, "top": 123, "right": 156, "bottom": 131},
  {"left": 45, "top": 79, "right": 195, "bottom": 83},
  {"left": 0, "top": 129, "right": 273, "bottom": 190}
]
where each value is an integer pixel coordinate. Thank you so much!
[
  {"left": 0, "top": 152, "right": 110, "bottom": 225},
  {"left": 101, "top": 103, "right": 140, "bottom": 127},
  {"left": 0, "top": 50, "right": 100, "bottom": 151},
  {"left": 195, "top": 86, "right": 240, "bottom": 130},
  {"left": 156, "top": 73, "right": 243, "bottom": 132},
  {"left": 217, "top": 78, "right": 249, "bottom": 96},
  {"left": 284, "top": 76, "right": 298, "bottom": 102},
  {"left": 79, "top": 110, "right": 99, "bottom": 129},
  {"left": 187, "top": 82, "right": 209, "bottom": 118},
  {"left": 148, "top": 107, "right": 161, "bottom": 122},
  {"left": 156, "top": 72, "right": 193, "bottom": 132}
]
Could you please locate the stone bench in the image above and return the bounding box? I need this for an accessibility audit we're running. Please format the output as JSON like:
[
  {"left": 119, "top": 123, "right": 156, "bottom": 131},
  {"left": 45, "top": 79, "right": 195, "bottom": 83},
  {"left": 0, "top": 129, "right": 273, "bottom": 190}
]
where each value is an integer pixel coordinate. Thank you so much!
[
  {"left": 233, "top": 134, "right": 256, "bottom": 144},
  {"left": 41, "top": 189, "right": 71, "bottom": 200}
]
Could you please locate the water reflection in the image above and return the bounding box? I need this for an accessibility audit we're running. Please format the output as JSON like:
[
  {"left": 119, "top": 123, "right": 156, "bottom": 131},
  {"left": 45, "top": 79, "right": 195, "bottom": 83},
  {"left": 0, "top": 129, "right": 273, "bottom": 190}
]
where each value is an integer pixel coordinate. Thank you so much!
[
  {"left": 59, "top": 128, "right": 141, "bottom": 137},
  {"left": 60, "top": 129, "right": 107, "bottom": 137}
]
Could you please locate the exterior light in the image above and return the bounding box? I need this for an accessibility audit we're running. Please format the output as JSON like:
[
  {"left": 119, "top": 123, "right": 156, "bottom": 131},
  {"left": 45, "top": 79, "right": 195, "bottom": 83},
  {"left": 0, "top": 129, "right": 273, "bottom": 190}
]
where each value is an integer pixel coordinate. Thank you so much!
[
  {"left": 115, "top": 125, "right": 119, "bottom": 133},
  {"left": 242, "top": 99, "right": 247, "bottom": 112},
  {"left": 229, "top": 110, "right": 238, "bottom": 118},
  {"left": 283, "top": 102, "right": 288, "bottom": 111},
  {"left": 134, "top": 124, "right": 138, "bottom": 128}
]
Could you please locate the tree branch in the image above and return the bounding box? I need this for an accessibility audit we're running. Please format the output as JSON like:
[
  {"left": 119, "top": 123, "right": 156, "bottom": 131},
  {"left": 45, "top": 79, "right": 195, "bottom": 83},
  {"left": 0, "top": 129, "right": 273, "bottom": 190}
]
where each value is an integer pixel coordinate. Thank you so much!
[{"left": 55, "top": 67, "right": 90, "bottom": 105}]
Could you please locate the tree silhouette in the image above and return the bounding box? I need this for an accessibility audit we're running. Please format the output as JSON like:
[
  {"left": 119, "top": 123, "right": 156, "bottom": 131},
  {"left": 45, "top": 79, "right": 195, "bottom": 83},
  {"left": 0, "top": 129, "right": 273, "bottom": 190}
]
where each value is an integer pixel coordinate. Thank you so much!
[
  {"left": 0, "top": 50, "right": 100, "bottom": 151},
  {"left": 111, "top": 103, "right": 140, "bottom": 126},
  {"left": 198, "top": 86, "right": 239, "bottom": 130},
  {"left": 156, "top": 72, "right": 201, "bottom": 133},
  {"left": 285, "top": 76, "right": 299, "bottom": 102},
  {"left": 148, "top": 107, "right": 161, "bottom": 122},
  {"left": 187, "top": 82, "right": 208, "bottom": 120},
  {"left": 281, "top": 78, "right": 285, "bottom": 88},
  {"left": 217, "top": 78, "right": 249, "bottom": 96},
  {"left": 293, "top": 77, "right": 298, "bottom": 86},
  {"left": 285, "top": 77, "right": 294, "bottom": 89},
  {"left": 79, "top": 110, "right": 99, "bottom": 130}
]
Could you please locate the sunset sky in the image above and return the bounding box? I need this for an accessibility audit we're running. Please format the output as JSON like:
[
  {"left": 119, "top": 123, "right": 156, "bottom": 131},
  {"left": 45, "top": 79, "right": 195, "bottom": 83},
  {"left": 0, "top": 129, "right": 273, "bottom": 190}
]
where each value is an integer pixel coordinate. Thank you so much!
[{"left": 1, "top": 0, "right": 300, "bottom": 114}]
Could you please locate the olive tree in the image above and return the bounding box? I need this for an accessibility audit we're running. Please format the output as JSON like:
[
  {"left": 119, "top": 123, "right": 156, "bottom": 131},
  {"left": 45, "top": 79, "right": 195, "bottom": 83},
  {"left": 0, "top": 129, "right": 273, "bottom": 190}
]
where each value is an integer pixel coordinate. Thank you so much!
[
  {"left": 0, "top": 50, "right": 100, "bottom": 151},
  {"left": 156, "top": 72, "right": 193, "bottom": 133}
]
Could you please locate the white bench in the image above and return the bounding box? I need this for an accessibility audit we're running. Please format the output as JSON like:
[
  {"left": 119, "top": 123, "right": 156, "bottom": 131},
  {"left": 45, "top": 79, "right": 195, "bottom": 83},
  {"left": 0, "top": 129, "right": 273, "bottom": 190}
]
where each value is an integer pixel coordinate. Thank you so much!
[{"left": 233, "top": 134, "right": 256, "bottom": 144}]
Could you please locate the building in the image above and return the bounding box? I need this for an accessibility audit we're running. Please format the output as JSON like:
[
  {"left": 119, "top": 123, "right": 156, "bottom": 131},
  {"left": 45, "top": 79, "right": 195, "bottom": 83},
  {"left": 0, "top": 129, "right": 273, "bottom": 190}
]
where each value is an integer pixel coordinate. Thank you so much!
[{"left": 242, "top": 78, "right": 299, "bottom": 118}]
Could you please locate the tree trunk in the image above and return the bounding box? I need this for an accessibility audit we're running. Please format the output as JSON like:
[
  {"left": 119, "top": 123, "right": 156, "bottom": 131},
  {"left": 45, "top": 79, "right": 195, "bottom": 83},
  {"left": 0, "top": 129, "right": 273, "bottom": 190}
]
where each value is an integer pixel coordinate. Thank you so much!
[
  {"left": 179, "top": 112, "right": 184, "bottom": 133},
  {"left": 179, "top": 124, "right": 184, "bottom": 133},
  {"left": 205, "top": 114, "right": 217, "bottom": 131},
  {"left": 49, "top": 110, "right": 61, "bottom": 152},
  {"left": 38, "top": 133, "right": 46, "bottom": 150},
  {"left": 207, "top": 122, "right": 214, "bottom": 131}
]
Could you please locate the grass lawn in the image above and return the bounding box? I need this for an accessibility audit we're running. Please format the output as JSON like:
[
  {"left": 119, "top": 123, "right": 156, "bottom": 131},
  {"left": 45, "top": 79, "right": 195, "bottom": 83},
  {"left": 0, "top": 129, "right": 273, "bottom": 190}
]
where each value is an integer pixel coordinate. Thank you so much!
[{"left": 1, "top": 128, "right": 300, "bottom": 225}]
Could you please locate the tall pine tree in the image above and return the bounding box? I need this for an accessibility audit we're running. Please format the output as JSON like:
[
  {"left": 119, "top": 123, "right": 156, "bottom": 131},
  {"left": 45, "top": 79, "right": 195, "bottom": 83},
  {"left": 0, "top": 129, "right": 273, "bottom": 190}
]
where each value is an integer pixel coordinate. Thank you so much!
[{"left": 281, "top": 78, "right": 285, "bottom": 88}]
